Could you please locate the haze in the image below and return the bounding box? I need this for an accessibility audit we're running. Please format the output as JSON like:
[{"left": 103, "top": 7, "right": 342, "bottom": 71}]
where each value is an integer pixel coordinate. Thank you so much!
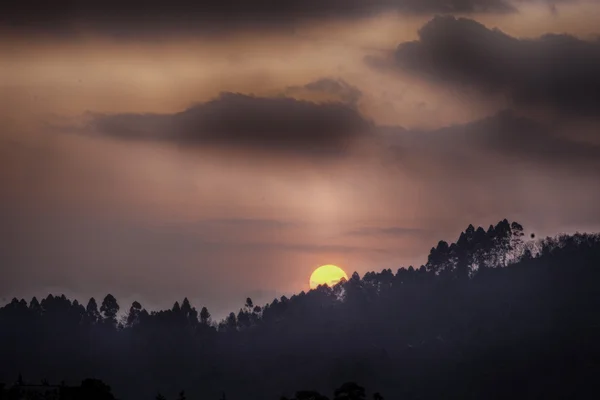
[{"left": 2, "top": 0, "right": 600, "bottom": 317}]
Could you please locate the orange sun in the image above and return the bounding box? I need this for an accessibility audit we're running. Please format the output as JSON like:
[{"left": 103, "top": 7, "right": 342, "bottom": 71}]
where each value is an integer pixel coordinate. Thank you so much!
[{"left": 309, "top": 264, "right": 348, "bottom": 289}]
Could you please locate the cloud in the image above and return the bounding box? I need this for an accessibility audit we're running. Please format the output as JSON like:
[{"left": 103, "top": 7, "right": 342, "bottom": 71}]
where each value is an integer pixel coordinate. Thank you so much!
[
  {"left": 515, "top": 0, "right": 582, "bottom": 15},
  {"left": 284, "top": 78, "right": 363, "bottom": 106},
  {"left": 200, "top": 218, "right": 300, "bottom": 230},
  {"left": 87, "top": 92, "right": 373, "bottom": 156},
  {"left": 453, "top": 111, "right": 600, "bottom": 165},
  {"left": 384, "top": 110, "right": 600, "bottom": 172},
  {"left": 1, "top": 0, "right": 516, "bottom": 38},
  {"left": 375, "top": 15, "right": 600, "bottom": 117},
  {"left": 347, "top": 226, "right": 427, "bottom": 237},
  {"left": 85, "top": 88, "right": 600, "bottom": 167}
]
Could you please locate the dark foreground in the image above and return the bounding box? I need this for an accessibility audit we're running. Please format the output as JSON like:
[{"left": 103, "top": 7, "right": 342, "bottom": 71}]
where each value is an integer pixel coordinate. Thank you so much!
[
  {"left": 3, "top": 379, "right": 377, "bottom": 400},
  {"left": 2, "top": 220, "right": 600, "bottom": 399}
]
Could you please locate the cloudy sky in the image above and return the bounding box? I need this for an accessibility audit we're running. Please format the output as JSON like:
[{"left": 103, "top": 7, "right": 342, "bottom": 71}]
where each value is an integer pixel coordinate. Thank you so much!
[{"left": 2, "top": 0, "right": 600, "bottom": 317}]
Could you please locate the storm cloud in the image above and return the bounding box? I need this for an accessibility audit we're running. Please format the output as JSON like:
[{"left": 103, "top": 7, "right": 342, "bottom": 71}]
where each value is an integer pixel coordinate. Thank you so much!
[
  {"left": 381, "top": 16, "right": 600, "bottom": 117},
  {"left": 1, "top": 0, "right": 517, "bottom": 38}
]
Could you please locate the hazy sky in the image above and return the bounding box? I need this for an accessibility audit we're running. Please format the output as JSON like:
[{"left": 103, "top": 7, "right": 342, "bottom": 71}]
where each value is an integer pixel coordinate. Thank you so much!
[{"left": 2, "top": 0, "right": 600, "bottom": 317}]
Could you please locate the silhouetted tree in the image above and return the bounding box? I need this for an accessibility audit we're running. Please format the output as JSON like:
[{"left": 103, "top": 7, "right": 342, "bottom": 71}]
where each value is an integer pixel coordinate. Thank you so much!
[
  {"left": 85, "top": 298, "right": 101, "bottom": 324},
  {"left": 426, "top": 240, "right": 450, "bottom": 274},
  {"left": 295, "top": 390, "right": 329, "bottom": 400},
  {"left": 237, "top": 308, "right": 250, "bottom": 330},
  {"left": 126, "top": 301, "right": 143, "bottom": 327},
  {"left": 29, "top": 297, "right": 42, "bottom": 315},
  {"left": 245, "top": 298, "right": 254, "bottom": 311},
  {"left": 79, "top": 378, "right": 115, "bottom": 400},
  {"left": 100, "top": 295, "right": 119, "bottom": 327},
  {"left": 224, "top": 312, "right": 237, "bottom": 332},
  {"left": 200, "top": 307, "right": 211, "bottom": 325},
  {"left": 172, "top": 301, "right": 181, "bottom": 314},
  {"left": 181, "top": 298, "right": 198, "bottom": 328}
]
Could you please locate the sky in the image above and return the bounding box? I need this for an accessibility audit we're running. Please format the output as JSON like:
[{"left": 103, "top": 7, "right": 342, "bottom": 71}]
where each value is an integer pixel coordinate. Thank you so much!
[{"left": 2, "top": 0, "right": 600, "bottom": 318}]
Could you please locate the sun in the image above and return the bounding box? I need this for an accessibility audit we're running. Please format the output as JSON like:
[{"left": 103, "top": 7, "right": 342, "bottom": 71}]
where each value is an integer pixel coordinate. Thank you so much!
[{"left": 309, "top": 264, "right": 348, "bottom": 290}]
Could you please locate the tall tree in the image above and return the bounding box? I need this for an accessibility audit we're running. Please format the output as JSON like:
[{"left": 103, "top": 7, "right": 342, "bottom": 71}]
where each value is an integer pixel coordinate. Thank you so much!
[
  {"left": 426, "top": 240, "right": 450, "bottom": 274},
  {"left": 100, "top": 295, "right": 119, "bottom": 326},
  {"left": 85, "top": 298, "right": 101, "bottom": 324},
  {"left": 510, "top": 221, "right": 525, "bottom": 262},
  {"left": 225, "top": 312, "right": 237, "bottom": 332},
  {"left": 126, "top": 301, "right": 143, "bottom": 327},
  {"left": 200, "top": 307, "right": 211, "bottom": 325},
  {"left": 493, "top": 219, "right": 513, "bottom": 267},
  {"left": 29, "top": 297, "right": 42, "bottom": 315},
  {"left": 245, "top": 298, "right": 254, "bottom": 312}
]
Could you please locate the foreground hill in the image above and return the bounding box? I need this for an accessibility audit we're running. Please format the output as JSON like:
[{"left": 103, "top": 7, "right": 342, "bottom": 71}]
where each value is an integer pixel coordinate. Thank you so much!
[{"left": 1, "top": 220, "right": 599, "bottom": 399}]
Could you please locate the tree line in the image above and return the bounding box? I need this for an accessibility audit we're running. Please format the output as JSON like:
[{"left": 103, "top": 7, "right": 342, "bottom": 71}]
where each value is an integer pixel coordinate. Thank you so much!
[
  {"left": 1, "top": 219, "right": 599, "bottom": 399},
  {"left": 0, "top": 378, "right": 380, "bottom": 400}
]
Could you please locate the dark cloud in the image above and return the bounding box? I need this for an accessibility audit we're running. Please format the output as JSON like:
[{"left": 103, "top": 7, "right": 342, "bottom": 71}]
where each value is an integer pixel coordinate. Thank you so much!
[
  {"left": 380, "top": 16, "right": 600, "bottom": 117},
  {"left": 285, "top": 78, "right": 363, "bottom": 106},
  {"left": 88, "top": 92, "right": 373, "bottom": 156},
  {"left": 382, "top": 110, "right": 600, "bottom": 177},
  {"left": 1, "top": 0, "right": 516, "bottom": 38},
  {"left": 87, "top": 90, "right": 600, "bottom": 165},
  {"left": 514, "top": 0, "right": 581, "bottom": 14},
  {"left": 447, "top": 111, "right": 600, "bottom": 165}
]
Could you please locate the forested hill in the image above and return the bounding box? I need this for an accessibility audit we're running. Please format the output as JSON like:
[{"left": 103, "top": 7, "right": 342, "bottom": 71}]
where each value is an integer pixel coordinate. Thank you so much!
[{"left": 2, "top": 220, "right": 600, "bottom": 400}]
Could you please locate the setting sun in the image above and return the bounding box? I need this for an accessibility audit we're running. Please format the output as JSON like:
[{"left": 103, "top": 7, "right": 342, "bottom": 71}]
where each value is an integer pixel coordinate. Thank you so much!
[{"left": 309, "top": 264, "right": 348, "bottom": 290}]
